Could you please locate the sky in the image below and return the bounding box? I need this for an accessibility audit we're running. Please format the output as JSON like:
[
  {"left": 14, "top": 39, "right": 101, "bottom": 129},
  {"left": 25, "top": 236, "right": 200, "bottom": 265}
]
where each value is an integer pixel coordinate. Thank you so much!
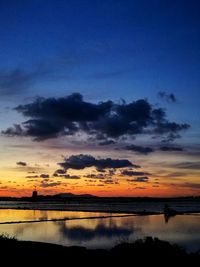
[{"left": 0, "top": 0, "right": 200, "bottom": 197}]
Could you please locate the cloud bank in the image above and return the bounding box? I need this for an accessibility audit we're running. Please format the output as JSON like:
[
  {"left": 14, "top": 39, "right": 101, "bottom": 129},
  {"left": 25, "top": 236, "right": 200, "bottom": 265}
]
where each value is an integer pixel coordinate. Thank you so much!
[
  {"left": 2, "top": 93, "right": 189, "bottom": 142},
  {"left": 58, "top": 154, "right": 134, "bottom": 171}
]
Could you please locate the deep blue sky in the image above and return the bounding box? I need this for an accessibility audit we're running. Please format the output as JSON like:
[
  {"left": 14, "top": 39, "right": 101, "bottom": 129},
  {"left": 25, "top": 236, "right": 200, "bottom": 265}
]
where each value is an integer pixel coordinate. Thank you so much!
[{"left": 0, "top": 0, "right": 200, "bottom": 103}]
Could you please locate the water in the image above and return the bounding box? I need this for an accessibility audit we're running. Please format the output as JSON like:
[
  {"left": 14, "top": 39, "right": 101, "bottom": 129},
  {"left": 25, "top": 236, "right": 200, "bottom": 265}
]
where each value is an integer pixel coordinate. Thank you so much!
[
  {"left": 0, "top": 209, "right": 199, "bottom": 252},
  {"left": 0, "top": 199, "right": 200, "bottom": 213}
]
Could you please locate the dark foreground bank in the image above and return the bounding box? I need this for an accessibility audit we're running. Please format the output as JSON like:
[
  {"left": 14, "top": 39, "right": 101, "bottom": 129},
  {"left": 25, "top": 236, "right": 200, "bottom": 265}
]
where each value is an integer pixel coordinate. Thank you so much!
[{"left": 0, "top": 235, "right": 199, "bottom": 264}]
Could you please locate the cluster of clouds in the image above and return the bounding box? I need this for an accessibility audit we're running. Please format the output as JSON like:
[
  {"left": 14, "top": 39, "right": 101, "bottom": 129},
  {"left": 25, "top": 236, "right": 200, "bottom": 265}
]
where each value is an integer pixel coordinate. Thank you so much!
[
  {"left": 2, "top": 93, "right": 189, "bottom": 143},
  {"left": 16, "top": 154, "right": 151, "bottom": 187},
  {"left": 15, "top": 155, "right": 200, "bottom": 189},
  {"left": 9, "top": 92, "right": 194, "bottom": 191}
]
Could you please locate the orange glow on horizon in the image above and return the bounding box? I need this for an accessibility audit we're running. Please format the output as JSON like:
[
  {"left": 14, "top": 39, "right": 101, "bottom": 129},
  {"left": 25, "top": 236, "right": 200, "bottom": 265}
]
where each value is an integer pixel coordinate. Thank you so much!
[
  {"left": 0, "top": 151, "right": 200, "bottom": 198},
  {"left": 0, "top": 181, "right": 199, "bottom": 198}
]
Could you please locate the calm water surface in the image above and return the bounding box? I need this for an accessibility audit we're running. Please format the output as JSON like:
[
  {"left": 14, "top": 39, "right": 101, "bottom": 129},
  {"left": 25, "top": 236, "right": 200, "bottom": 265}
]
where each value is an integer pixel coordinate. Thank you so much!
[{"left": 0, "top": 209, "right": 199, "bottom": 252}]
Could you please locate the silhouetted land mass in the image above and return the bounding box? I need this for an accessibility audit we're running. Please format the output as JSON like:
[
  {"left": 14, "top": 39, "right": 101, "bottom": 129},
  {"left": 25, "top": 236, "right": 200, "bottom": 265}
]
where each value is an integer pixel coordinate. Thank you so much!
[
  {"left": 0, "top": 194, "right": 199, "bottom": 202},
  {"left": 0, "top": 235, "right": 199, "bottom": 264}
]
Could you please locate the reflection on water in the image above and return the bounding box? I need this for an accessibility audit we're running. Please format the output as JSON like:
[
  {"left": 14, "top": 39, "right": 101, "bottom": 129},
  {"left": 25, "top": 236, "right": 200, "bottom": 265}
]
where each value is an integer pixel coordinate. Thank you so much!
[
  {"left": 57, "top": 220, "right": 134, "bottom": 243},
  {"left": 164, "top": 213, "right": 178, "bottom": 223},
  {"left": 0, "top": 209, "right": 115, "bottom": 223},
  {"left": 0, "top": 209, "right": 199, "bottom": 252}
]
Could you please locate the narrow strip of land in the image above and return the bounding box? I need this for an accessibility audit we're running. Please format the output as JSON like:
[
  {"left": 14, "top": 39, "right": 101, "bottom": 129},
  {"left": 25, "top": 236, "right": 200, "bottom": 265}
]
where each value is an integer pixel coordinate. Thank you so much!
[{"left": 0, "top": 213, "right": 136, "bottom": 225}]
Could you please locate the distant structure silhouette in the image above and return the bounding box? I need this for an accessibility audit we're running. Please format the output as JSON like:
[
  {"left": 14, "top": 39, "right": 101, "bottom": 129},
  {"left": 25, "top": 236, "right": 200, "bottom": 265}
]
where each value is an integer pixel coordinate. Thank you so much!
[
  {"left": 164, "top": 204, "right": 177, "bottom": 223},
  {"left": 32, "top": 186, "right": 38, "bottom": 201}
]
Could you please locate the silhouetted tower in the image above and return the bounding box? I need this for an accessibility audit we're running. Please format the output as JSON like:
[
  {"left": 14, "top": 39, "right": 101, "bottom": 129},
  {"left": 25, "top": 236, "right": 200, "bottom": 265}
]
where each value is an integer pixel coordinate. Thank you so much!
[{"left": 32, "top": 186, "right": 38, "bottom": 200}]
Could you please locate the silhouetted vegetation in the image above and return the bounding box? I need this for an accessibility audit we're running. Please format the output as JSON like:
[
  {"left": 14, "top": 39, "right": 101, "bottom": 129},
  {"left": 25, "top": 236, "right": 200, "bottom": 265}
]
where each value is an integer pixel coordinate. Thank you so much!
[{"left": 0, "top": 235, "right": 199, "bottom": 264}]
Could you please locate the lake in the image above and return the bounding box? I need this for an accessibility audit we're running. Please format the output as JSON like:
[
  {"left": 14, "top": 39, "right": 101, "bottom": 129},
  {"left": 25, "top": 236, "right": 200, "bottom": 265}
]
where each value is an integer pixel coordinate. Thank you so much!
[{"left": 0, "top": 209, "right": 199, "bottom": 252}]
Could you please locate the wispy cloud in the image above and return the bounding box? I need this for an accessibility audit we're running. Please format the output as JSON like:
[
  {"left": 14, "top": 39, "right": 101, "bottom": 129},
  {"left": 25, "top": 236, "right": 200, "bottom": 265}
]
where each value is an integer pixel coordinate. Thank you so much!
[
  {"left": 0, "top": 69, "right": 37, "bottom": 96},
  {"left": 160, "top": 146, "right": 183, "bottom": 151},
  {"left": 179, "top": 182, "right": 200, "bottom": 189},
  {"left": 124, "top": 144, "right": 154, "bottom": 154},
  {"left": 0, "top": 55, "right": 80, "bottom": 97},
  {"left": 157, "top": 91, "right": 177, "bottom": 103},
  {"left": 121, "top": 170, "right": 150, "bottom": 176},
  {"left": 40, "top": 181, "right": 62, "bottom": 188},
  {"left": 173, "top": 161, "right": 200, "bottom": 170}
]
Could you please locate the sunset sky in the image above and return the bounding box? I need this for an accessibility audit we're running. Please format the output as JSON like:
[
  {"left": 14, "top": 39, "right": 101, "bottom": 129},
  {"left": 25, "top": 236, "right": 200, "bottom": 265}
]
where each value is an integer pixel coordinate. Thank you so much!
[{"left": 0, "top": 0, "right": 200, "bottom": 197}]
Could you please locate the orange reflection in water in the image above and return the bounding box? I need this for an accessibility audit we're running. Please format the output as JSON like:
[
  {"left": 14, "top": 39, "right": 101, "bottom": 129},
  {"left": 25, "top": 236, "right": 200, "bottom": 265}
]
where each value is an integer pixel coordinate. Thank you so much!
[{"left": 0, "top": 209, "right": 199, "bottom": 252}]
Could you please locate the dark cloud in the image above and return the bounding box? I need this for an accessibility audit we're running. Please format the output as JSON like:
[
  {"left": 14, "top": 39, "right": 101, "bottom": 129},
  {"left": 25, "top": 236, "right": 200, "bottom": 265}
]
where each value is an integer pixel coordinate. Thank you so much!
[
  {"left": 85, "top": 179, "right": 96, "bottom": 183},
  {"left": 84, "top": 174, "right": 105, "bottom": 179},
  {"left": 158, "top": 91, "right": 177, "bottom": 103},
  {"left": 40, "top": 181, "right": 61, "bottom": 188},
  {"left": 160, "top": 146, "right": 183, "bottom": 151},
  {"left": 2, "top": 93, "right": 190, "bottom": 142},
  {"left": 98, "top": 139, "right": 115, "bottom": 146},
  {"left": 3, "top": 124, "right": 24, "bottom": 137},
  {"left": 121, "top": 170, "right": 150, "bottom": 176},
  {"left": 103, "top": 179, "right": 118, "bottom": 184},
  {"left": 40, "top": 174, "right": 49, "bottom": 178},
  {"left": 16, "top": 161, "right": 27, "bottom": 166},
  {"left": 61, "top": 174, "right": 80, "bottom": 179},
  {"left": 127, "top": 176, "right": 149, "bottom": 182},
  {"left": 26, "top": 175, "right": 39, "bottom": 178},
  {"left": 125, "top": 144, "right": 154, "bottom": 154},
  {"left": 53, "top": 169, "right": 66, "bottom": 176},
  {"left": 173, "top": 162, "right": 200, "bottom": 170},
  {"left": 58, "top": 154, "right": 133, "bottom": 171},
  {"left": 154, "top": 122, "right": 189, "bottom": 139},
  {"left": 108, "top": 169, "right": 116, "bottom": 176},
  {"left": 96, "top": 168, "right": 107, "bottom": 173},
  {"left": 135, "top": 186, "right": 146, "bottom": 190}
]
